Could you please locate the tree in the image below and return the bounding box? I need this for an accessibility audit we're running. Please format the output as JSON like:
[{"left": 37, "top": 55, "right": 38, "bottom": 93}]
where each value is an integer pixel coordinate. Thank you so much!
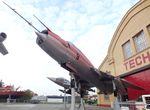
[{"left": 20, "top": 89, "right": 34, "bottom": 101}]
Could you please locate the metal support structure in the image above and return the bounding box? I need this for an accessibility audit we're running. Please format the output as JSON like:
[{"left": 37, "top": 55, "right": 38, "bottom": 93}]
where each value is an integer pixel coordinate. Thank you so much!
[
  {"left": 70, "top": 73, "right": 86, "bottom": 110},
  {"left": 70, "top": 89, "right": 86, "bottom": 110},
  {"left": 7, "top": 94, "right": 11, "bottom": 103},
  {"left": 64, "top": 88, "right": 67, "bottom": 109},
  {"left": 70, "top": 74, "right": 76, "bottom": 110},
  {"left": 112, "top": 80, "right": 117, "bottom": 97},
  {"left": 113, "top": 98, "right": 121, "bottom": 110},
  {"left": 78, "top": 83, "right": 85, "bottom": 110},
  {"left": 78, "top": 98, "right": 85, "bottom": 110},
  {"left": 70, "top": 88, "right": 76, "bottom": 110}
]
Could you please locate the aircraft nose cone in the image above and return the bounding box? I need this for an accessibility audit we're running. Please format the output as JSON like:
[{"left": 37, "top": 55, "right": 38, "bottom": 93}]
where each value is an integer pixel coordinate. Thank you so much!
[
  {"left": 35, "top": 32, "right": 47, "bottom": 45},
  {"left": 35, "top": 31, "right": 41, "bottom": 36},
  {"left": 35, "top": 32, "right": 47, "bottom": 40}
]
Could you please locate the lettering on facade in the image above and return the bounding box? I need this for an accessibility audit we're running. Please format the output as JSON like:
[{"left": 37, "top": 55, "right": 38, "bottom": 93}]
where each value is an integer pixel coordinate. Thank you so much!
[{"left": 124, "top": 51, "right": 150, "bottom": 70}]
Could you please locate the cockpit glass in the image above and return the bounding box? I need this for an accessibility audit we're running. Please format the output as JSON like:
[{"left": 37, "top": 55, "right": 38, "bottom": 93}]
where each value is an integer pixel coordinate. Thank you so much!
[{"left": 41, "top": 30, "right": 48, "bottom": 34}]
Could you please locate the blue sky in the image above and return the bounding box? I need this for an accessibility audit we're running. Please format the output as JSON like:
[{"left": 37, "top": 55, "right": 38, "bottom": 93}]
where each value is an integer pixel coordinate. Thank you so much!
[{"left": 0, "top": 0, "right": 138, "bottom": 95}]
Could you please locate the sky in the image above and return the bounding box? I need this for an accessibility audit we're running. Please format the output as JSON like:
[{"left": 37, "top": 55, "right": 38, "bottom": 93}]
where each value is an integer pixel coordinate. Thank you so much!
[{"left": 0, "top": 0, "right": 139, "bottom": 95}]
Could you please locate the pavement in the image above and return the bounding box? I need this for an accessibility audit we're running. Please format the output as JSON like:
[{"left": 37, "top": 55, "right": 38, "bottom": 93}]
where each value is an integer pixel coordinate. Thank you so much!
[{"left": 0, "top": 103, "right": 113, "bottom": 110}]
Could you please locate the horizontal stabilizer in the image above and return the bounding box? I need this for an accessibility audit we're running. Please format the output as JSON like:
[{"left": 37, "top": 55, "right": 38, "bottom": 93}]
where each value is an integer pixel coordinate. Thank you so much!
[{"left": 121, "top": 79, "right": 144, "bottom": 90}]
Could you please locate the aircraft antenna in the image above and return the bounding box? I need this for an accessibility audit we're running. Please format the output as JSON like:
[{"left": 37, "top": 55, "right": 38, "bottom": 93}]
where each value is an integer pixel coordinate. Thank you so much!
[
  {"left": 2, "top": 1, "right": 40, "bottom": 32},
  {"left": 33, "top": 15, "right": 51, "bottom": 31}
]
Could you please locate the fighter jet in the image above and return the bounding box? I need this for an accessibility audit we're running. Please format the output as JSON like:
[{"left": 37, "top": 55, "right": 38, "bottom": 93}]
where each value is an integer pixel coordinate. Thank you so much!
[
  {"left": 34, "top": 27, "right": 144, "bottom": 98},
  {"left": 47, "top": 77, "right": 70, "bottom": 89},
  {"left": 36, "top": 31, "right": 144, "bottom": 97},
  {"left": 3, "top": 2, "right": 143, "bottom": 99},
  {"left": 47, "top": 77, "right": 71, "bottom": 94},
  {"left": 0, "top": 32, "right": 8, "bottom": 55}
]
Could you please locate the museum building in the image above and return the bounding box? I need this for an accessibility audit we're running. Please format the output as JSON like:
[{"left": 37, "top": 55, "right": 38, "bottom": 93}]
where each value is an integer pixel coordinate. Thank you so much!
[{"left": 97, "top": 0, "right": 150, "bottom": 107}]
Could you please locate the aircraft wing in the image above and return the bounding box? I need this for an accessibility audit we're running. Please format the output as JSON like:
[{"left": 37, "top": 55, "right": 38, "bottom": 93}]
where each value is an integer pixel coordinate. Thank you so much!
[
  {"left": 120, "top": 78, "right": 144, "bottom": 90},
  {"left": 0, "top": 43, "right": 8, "bottom": 55},
  {"left": 90, "top": 67, "right": 114, "bottom": 81},
  {"left": 90, "top": 67, "right": 144, "bottom": 93}
]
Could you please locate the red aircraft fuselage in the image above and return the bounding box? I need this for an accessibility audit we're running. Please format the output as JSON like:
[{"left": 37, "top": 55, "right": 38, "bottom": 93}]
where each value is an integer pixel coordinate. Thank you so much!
[{"left": 36, "top": 30, "right": 114, "bottom": 94}]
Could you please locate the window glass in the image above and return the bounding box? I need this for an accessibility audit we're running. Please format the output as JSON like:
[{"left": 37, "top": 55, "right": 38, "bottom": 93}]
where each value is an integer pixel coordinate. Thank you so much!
[
  {"left": 133, "top": 31, "right": 148, "bottom": 52},
  {"left": 104, "top": 95, "right": 110, "bottom": 100},
  {"left": 122, "top": 41, "right": 132, "bottom": 59}
]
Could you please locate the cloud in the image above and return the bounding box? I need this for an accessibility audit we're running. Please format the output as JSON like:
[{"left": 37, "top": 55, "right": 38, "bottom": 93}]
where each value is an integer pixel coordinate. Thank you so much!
[{"left": 74, "top": 24, "right": 114, "bottom": 67}]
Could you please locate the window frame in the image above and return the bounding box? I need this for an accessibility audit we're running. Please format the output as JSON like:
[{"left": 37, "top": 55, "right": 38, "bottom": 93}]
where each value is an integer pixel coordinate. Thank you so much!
[
  {"left": 133, "top": 30, "right": 148, "bottom": 53},
  {"left": 147, "top": 24, "right": 150, "bottom": 34},
  {"left": 122, "top": 40, "right": 133, "bottom": 60},
  {"left": 104, "top": 95, "right": 110, "bottom": 101}
]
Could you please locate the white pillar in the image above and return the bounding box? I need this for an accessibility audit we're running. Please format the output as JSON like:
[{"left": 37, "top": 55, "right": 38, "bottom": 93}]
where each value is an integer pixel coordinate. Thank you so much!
[
  {"left": 70, "top": 88, "right": 76, "bottom": 110},
  {"left": 78, "top": 98, "right": 85, "bottom": 110},
  {"left": 64, "top": 89, "right": 67, "bottom": 109}
]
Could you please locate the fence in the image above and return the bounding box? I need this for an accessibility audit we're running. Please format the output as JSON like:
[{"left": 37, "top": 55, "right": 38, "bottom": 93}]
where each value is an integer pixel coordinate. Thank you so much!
[
  {"left": 113, "top": 100, "right": 150, "bottom": 110},
  {"left": 7, "top": 98, "right": 16, "bottom": 103}
]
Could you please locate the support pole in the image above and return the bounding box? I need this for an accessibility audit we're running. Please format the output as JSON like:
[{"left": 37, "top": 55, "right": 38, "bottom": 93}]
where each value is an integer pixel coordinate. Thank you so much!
[
  {"left": 70, "top": 88, "right": 76, "bottom": 110},
  {"left": 113, "top": 97, "right": 121, "bottom": 110},
  {"left": 69, "top": 74, "right": 86, "bottom": 110},
  {"left": 78, "top": 97, "right": 85, "bottom": 110},
  {"left": 7, "top": 94, "right": 11, "bottom": 103},
  {"left": 78, "top": 83, "right": 85, "bottom": 110},
  {"left": 64, "top": 88, "right": 67, "bottom": 109},
  {"left": 70, "top": 74, "right": 76, "bottom": 110}
]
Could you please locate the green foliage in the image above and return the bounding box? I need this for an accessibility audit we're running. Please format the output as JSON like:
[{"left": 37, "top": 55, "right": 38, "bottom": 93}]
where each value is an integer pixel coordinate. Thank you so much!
[{"left": 20, "top": 89, "right": 34, "bottom": 101}]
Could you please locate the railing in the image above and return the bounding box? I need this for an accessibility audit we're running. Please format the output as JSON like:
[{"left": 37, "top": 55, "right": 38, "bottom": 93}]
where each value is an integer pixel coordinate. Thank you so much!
[
  {"left": 113, "top": 100, "right": 150, "bottom": 110},
  {"left": 7, "top": 98, "right": 16, "bottom": 103}
]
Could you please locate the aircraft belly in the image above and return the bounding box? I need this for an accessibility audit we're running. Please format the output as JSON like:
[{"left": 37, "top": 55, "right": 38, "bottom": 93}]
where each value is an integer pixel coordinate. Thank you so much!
[{"left": 70, "top": 60, "right": 114, "bottom": 94}]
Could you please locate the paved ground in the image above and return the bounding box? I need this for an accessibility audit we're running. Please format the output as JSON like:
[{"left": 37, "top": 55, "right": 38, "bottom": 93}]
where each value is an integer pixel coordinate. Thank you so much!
[{"left": 0, "top": 103, "right": 113, "bottom": 110}]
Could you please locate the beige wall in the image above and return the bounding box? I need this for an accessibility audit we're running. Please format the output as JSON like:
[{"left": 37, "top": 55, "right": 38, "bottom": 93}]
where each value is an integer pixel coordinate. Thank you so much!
[
  {"left": 98, "top": 0, "right": 150, "bottom": 106},
  {"left": 113, "top": 5, "right": 150, "bottom": 75}
]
